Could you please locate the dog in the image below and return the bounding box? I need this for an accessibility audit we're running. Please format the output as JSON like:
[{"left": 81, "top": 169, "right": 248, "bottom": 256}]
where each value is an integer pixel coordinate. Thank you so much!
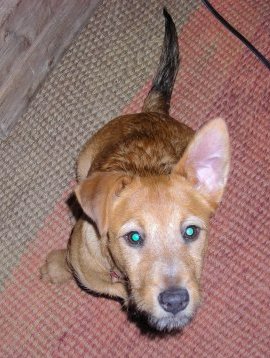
[{"left": 40, "top": 8, "right": 230, "bottom": 331}]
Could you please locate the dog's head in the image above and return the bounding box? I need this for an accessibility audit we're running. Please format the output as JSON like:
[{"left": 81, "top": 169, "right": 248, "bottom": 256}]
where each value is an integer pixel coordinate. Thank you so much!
[{"left": 75, "top": 118, "right": 230, "bottom": 331}]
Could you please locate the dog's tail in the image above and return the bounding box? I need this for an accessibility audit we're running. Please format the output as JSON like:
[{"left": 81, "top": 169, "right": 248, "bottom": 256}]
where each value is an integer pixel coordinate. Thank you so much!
[{"left": 142, "top": 8, "right": 179, "bottom": 114}]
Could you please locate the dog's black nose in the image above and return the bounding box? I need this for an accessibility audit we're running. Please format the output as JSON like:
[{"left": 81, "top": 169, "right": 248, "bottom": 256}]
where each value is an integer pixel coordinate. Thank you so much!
[{"left": 158, "top": 288, "right": 189, "bottom": 314}]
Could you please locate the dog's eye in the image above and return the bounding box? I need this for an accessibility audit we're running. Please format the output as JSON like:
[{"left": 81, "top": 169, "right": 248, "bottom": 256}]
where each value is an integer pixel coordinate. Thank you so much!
[
  {"left": 125, "top": 231, "right": 143, "bottom": 246},
  {"left": 183, "top": 225, "right": 200, "bottom": 241}
]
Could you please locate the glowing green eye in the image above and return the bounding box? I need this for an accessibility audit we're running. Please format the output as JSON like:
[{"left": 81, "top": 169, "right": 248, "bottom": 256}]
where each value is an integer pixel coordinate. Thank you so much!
[
  {"left": 126, "top": 231, "right": 143, "bottom": 246},
  {"left": 186, "top": 227, "right": 194, "bottom": 236},
  {"left": 131, "top": 232, "right": 141, "bottom": 242},
  {"left": 183, "top": 225, "right": 199, "bottom": 241}
]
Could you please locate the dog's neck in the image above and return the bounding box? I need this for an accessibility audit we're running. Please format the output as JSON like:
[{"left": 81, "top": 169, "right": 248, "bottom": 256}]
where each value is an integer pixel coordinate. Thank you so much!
[
  {"left": 109, "top": 268, "right": 125, "bottom": 283},
  {"left": 99, "top": 234, "right": 126, "bottom": 283}
]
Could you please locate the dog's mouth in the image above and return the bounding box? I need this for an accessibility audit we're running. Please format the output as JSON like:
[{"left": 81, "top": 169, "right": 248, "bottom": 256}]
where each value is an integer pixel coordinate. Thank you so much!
[
  {"left": 128, "top": 292, "right": 199, "bottom": 331},
  {"left": 148, "top": 312, "right": 193, "bottom": 331},
  {"left": 126, "top": 280, "right": 200, "bottom": 331},
  {"left": 126, "top": 302, "right": 194, "bottom": 333},
  {"left": 127, "top": 297, "right": 195, "bottom": 332}
]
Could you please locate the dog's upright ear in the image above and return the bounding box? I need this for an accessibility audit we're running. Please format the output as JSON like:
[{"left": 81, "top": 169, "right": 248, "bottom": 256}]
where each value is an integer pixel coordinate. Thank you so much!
[
  {"left": 75, "top": 172, "right": 132, "bottom": 236},
  {"left": 174, "top": 118, "right": 230, "bottom": 208}
]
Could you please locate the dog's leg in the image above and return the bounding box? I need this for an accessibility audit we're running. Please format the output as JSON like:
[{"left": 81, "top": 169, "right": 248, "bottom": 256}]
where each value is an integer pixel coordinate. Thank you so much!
[
  {"left": 80, "top": 273, "right": 128, "bottom": 302},
  {"left": 40, "top": 247, "right": 128, "bottom": 301},
  {"left": 40, "top": 249, "right": 72, "bottom": 284}
]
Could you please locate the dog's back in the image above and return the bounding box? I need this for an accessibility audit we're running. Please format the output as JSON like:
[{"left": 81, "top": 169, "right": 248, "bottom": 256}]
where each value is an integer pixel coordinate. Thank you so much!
[{"left": 77, "top": 8, "right": 193, "bottom": 180}]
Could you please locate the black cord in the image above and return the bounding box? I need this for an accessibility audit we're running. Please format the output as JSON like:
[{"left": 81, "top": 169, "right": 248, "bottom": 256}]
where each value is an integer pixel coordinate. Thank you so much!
[{"left": 201, "top": 0, "right": 270, "bottom": 71}]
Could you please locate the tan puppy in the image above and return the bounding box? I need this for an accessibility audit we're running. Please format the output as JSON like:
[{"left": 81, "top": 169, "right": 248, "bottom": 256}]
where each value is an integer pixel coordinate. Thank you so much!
[{"left": 41, "top": 9, "right": 230, "bottom": 331}]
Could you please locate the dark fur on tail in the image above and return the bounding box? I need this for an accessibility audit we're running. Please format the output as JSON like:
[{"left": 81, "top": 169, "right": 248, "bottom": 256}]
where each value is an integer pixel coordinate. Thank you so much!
[{"left": 143, "top": 8, "right": 179, "bottom": 114}]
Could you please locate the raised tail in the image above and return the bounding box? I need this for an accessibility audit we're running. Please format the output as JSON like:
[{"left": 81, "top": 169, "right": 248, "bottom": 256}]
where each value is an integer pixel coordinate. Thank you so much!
[{"left": 142, "top": 8, "right": 179, "bottom": 114}]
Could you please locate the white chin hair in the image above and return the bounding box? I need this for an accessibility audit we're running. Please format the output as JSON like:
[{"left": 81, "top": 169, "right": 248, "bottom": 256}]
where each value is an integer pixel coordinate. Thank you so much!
[{"left": 149, "top": 314, "right": 192, "bottom": 331}]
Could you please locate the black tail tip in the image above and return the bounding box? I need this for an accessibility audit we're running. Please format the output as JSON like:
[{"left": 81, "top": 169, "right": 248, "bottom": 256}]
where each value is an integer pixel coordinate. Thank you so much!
[
  {"left": 163, "top": 7, "right": 172, "bottom": 21},
  {"left": 142, "top": 7, "right": 179, "bottom": 114},
  {"left": 163, "top": 7, "right": 169, "bottom": 16}
]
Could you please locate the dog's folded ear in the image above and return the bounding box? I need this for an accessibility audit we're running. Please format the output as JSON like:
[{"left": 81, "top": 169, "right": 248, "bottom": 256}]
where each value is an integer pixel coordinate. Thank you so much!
[
  {"left": 75, "top": 172, "right": 132, "bottom": 236},
  {"left": 173, "top": 118, "right": 230, "bottom": 208}
]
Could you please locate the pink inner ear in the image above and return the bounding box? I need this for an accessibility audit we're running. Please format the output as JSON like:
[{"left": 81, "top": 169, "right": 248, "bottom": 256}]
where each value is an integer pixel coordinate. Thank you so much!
[{"left": 187, "top": 122, "right": 229, "bottom": 193}]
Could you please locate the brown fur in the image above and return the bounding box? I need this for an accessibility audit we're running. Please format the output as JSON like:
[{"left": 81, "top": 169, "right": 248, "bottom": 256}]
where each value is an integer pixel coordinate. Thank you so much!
[
  {"left": 40, "top": 10, "right": 230, "bottom": 331},
  {"left": 40, "top": 112, "right": 229, "bottom": 331},
  {"left": 77, "top": 112, "right": 193, "bottom": 179}
]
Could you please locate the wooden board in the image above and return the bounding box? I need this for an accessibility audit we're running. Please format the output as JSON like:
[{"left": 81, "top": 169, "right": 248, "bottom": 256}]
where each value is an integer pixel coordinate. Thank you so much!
[{"left": 0, "top": 0, "right": 100, "bottom": 139}]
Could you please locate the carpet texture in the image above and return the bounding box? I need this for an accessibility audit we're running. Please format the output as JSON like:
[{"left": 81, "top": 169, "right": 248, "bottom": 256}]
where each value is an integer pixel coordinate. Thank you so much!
[{"left": 1, "top": 0, "right": 269, "bottom": 357}]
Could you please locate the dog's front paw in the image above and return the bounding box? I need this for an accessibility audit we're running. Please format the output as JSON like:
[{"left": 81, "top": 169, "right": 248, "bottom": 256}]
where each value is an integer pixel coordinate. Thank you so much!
[{"left": 40, "top": 249, "right": 72, "bottom": 284}]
